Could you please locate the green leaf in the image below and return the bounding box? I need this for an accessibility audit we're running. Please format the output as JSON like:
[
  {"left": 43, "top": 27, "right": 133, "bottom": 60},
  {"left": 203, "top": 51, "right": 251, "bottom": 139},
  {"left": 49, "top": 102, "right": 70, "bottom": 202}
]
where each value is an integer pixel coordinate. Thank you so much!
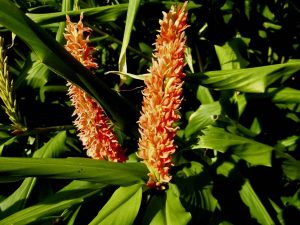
[
  {"left": 55, "top": 0, "right": 72, "bottom": 44},
  {"left": 118, "top": 0, "right": 141, "bottom": 84},
  {"left": 25, "top": 56, "right": 50, "bottom": 89},
  {"left": 0, "top": 1, "right": 138, "bottom": 135},
  {"left": 144, "top": 184, "right": 191, "bottom": 225},
  {"left": 0, "top": 181, "right": 105, "bottom": 225},
  {"left": 105, "top": 71, "right": 149, "bottom": 81},
  {"left": 189, "top": 61, "right": 300, "bottom": 93},
  {"left": 185, "top": 47, "right": 195, "bottom": 73},
  {"left": 196, "top": 85, "right": 214, "bottom": 104},
  {"left": 251, "top": 87, "right": 300, "bottom": 104},
  {"left": 240, "top": 180, "right": 275, "bottom": 225},
  {"left": 27, "top": 5, "right": 128, "bottom": 25},
  {"left": 281, "top": 156, "right": 300, "bottom": 180},
  {"left": 33, "top": 131, "right": 70, "bottom": 158},
  {"left": 214, "top": 37, "right": 249, "bottom": 70},
  {"left": 282, "top": 189, "right": 300, "bottom": 210},
  {"left": 0, "top": 157, "right": 147, "bottom": 185},
  {"left": 89, "top": 184, "right": 142, "bottom": 225},
  {"left": 196, "top": 126, "right": 273, "bottom": 166},
  {"left": 217, "top": 161, "right": 275, "bottom": 225},
  {"left": 0, "top": 178, "right": 36, "bottom": 219},
  {"left": 0, "top": 136, "right": 17, "bottom": 156},
  {"left": 174, "top": 162, "right": 218, "bottom": 224},
  {"left": 0, "top": 132, "right": 69, "bottom": 218},
  {"left": 185, "top": 101, "right": 221, "bottom": 138},
  {"left": 165, "top": 184, "right": 191, "bottom": 225}
]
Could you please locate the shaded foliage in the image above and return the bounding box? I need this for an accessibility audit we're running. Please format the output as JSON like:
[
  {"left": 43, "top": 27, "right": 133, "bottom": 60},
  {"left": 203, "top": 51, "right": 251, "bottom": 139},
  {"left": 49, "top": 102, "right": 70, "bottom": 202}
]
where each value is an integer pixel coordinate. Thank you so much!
[{"left": 0, "top": 0, "right": 299, "bottom": 224}]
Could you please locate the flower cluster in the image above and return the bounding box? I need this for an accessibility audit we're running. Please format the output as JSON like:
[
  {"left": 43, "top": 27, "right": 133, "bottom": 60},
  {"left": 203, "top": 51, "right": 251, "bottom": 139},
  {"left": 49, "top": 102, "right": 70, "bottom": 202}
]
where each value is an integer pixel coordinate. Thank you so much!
[
  {"left": 137, "top": 2, "right": 188, "bottom": 188},
  {"left": 64, "top": 1, "right": 188, "bottom": 187},
  {"left": 64, "top": 13, "right": 127, "bottom": 162}
]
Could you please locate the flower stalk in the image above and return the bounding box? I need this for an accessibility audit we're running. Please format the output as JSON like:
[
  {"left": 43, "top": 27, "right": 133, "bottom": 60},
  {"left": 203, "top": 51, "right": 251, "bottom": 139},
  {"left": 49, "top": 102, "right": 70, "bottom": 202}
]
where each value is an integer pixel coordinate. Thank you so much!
[
  {"left": 137, "top": 2, "right": 188, "bottom": 189},
  {"left": 64, "top": 13, "right": 127, "bottom": 162},
  {"left": 0, "top": 36, "right": 25, "bottom": 133}
]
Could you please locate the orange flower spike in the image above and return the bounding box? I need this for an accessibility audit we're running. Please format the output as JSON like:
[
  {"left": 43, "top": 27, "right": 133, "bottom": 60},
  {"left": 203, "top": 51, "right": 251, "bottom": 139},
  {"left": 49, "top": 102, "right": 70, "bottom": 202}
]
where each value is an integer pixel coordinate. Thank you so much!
[
  {"left": 64, "top": 13, "right": 127, "bottom": 162},
  {"left": 137, "top": 2, "right": 188, "bottom": 189}
]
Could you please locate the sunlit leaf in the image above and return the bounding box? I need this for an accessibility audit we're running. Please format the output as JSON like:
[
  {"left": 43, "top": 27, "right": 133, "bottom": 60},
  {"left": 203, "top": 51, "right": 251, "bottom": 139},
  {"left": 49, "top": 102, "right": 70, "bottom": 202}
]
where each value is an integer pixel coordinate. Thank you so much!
[
  {"left": 189, "top": 61, "right": 300, "bottom": 93},
  {"left": 196, "top": 85, "right": 214, "bottom": 104},
  {"left": 251, "top": 87, "right": 300, "bottom": 103},
  {"left": 25, "top": 57, "right": 50, "bottom": 89},
  {"left": 0, "top": 132, "right": 69, "bottom": 218},
  {"left": 281, "top": 156, "right": 300, "bottom": 181},
  {"left": 0, "top": 136, "right": 17, "bottom": 156},
  {"left": 0, "top": 157, "right": 148, "bottom": 185},
  {"left": 143, "top": 184, "right": 191, "bottom": 225},
  {"left": 185, "top": 101, "right": 221, "bottom": 138},
  {"left": 0, "top": 181, "right": 105, "bottom": 225},
  {"left": 217, "top": 160, "right": 275, "bottom": 225},
  {"left": 89, "top": 184, "right": 142, "bottom": 225},
  {"left": 27, "top": 5, "right": 129, "bottom": 25},
  {"left": 118, "top": 0, "right": 141, "bottom": 84},
  {"left": 240, "top": 180, "right": 275, "bottom": 225},
  {"left": 214, "top": 37, "right": 249, "bottom": 70},
  {"left": 196, "top": 126, "right": 273, "bottom": 166},
  {"left": 165, "top": 184, "right": 191, "bottom": 225},
  {"left": 0, "top": 178, "right": 36, "bottom": 220}
]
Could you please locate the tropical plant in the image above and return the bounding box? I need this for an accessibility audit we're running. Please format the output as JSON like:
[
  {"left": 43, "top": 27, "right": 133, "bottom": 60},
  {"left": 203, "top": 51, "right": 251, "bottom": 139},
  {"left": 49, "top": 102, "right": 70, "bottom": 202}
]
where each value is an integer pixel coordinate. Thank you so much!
[{"left": 0, "top": 0, "right": 299, "bottom": 224}]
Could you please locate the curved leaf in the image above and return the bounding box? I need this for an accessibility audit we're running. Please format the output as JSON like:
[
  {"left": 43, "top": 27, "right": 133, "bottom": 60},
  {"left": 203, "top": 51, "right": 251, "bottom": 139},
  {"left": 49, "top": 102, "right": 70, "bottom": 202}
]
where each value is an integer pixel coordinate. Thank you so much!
[
  {"left": 174, "top": 162, "right": 217, "bottom": 224},
  {"left": 143, "top": 184, "right": 191, "bottom": 225},
  {"left": 214, "top": 37, "right": 250, "bottom": 70},
  {"left": 196, "top": 126, "right": 273, "bottom": 166},
  {"left": 89, "top": 184, "right": 142, "bottom": 225},
  {"left": 0, "top": 131, "right": 70, "bottom": 218},
  {"left": 185, "top": 101, "right": 221, "bottom": 138},
  {"left": 240, "top": 180, "right": 275, "bottom": 225},
  {"left": 217, "top": 160, "right": 275, "bottom": 225},
  {"left": 118, "top": 0, "right": 141, "bottom": 81},
  {"left": 189, "top": 61, "right": 300, "bottom": 93},
  {"left": 0, "top": 181, "right": 105, "bottom": 225}
]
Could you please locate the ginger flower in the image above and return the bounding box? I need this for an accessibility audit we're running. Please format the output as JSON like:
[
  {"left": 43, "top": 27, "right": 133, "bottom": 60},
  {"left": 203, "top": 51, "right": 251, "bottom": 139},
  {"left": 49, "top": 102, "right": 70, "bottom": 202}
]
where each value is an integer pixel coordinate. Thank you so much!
[
  {"left": 137, "top": 2, "right": 188, "bottom": 189},
  {"left": 64, "top": 13, "right": 127, "bottom": 162}
]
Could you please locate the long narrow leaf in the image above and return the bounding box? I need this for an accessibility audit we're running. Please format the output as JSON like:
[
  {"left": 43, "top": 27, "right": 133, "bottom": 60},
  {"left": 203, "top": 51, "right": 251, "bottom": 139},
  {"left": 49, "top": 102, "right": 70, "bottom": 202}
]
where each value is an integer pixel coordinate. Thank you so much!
[
  {"left": 165, "top": 184, "right": 192, "bottom": 225},
  {"left": 240, "top": 180, "right": 276, "bottom": 225},
  {"left": 0, "top": 157, "right": 147, "bottom": 185},
  {"left": 0, "top": 132, "right": 70, "bottom": 218},
  {"left": 89, "top": 184, "right": 142, "bottom": 225},
  {"left": 189, "top": 61, "right": 300, "bottom": 93},
  {"left": 118, "top": 0, "right": 141, "bottom": 83},
  {"left": 217, "top": 160, "right": 275, "bottom": 225},
  {"left": 27, "top": 4, "right": 128, "bottom": 25},
  {"left": 250, "top": 87, "right": 300, "bottom": 103},
  {"left": 0, "top": 181, "right": 105, "bottom": 225},
  {"left": 144, "top": 184, "right": 191, "bottom": 225}
]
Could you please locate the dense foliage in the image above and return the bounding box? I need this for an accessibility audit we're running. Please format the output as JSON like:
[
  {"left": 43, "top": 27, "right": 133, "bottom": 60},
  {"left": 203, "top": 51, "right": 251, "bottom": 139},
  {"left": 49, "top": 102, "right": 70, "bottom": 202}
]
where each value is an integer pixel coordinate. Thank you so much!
[{"left": 0, "top": 0, "right": 299, "bottom": 224}]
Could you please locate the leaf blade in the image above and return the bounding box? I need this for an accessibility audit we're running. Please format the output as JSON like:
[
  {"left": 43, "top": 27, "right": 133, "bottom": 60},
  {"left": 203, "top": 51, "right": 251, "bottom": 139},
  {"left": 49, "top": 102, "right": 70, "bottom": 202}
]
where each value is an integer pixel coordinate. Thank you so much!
[
  {"left": 89, "top": 184, "right": 142, "bottom": 225},
  {"left": 0, "top": 157, "right": 148, "bottom": 186}
]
